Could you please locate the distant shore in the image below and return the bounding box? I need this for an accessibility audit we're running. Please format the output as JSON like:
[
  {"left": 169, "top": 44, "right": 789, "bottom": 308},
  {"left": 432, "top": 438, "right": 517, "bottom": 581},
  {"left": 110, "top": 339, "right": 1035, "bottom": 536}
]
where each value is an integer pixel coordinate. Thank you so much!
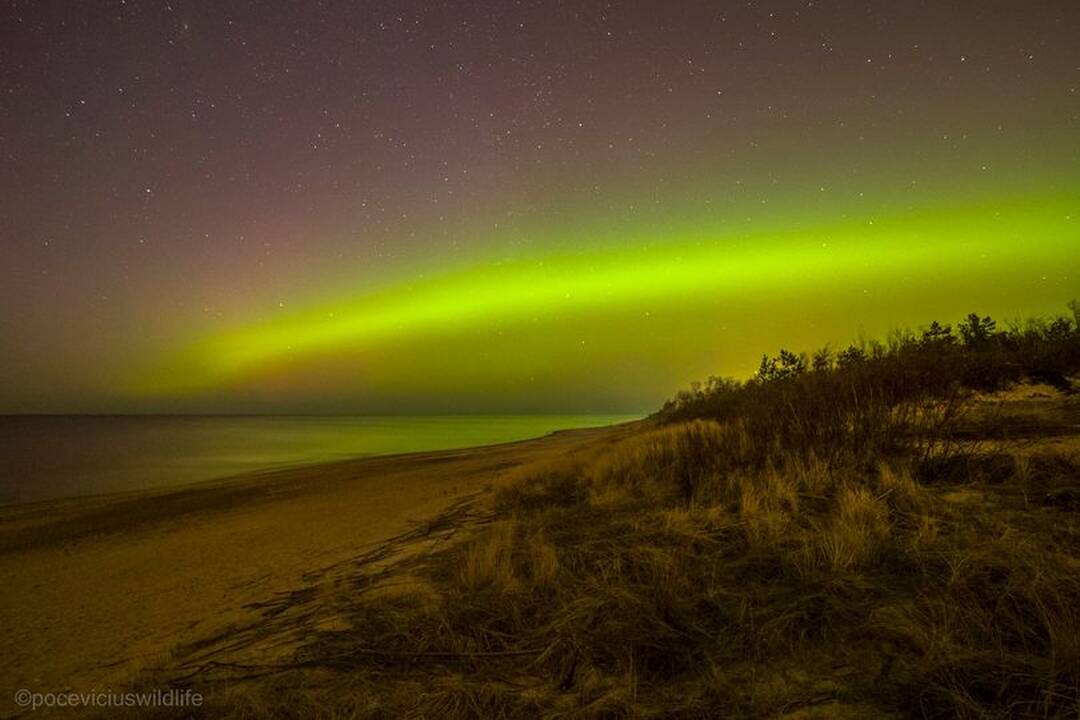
[{"left": 0, "top": 420, "right": 641, "bottom": 714}]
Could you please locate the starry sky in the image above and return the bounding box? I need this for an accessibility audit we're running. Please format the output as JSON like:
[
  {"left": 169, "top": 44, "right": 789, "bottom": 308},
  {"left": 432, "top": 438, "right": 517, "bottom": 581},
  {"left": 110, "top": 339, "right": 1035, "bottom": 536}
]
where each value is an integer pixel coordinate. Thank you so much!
[{"left": 1, "top": 0, "right": 1078, "bottom": 414}]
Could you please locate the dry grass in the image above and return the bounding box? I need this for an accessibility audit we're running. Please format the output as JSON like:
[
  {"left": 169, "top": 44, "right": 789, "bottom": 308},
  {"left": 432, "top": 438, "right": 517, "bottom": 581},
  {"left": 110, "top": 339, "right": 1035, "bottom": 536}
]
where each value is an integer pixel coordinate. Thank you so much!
[
  {"left": 112, "top": 307, "right": 1080, "bottom": 719},
  {"left": 808, "top": 484, "right": 890, "bottom": 573},
  {"left": 131, "top": 394, "right": 1080, "bottom": 719},
  {"left": 457, "top": 520, "right": 519, "bottom": 595}
]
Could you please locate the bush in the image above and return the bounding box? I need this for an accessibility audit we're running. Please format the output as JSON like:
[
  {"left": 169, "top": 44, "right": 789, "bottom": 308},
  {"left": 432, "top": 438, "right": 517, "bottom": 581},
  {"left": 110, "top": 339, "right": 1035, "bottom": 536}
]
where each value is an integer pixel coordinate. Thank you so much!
[{"left": 660, "top": 304, "right": 1080, "bottom": 454}]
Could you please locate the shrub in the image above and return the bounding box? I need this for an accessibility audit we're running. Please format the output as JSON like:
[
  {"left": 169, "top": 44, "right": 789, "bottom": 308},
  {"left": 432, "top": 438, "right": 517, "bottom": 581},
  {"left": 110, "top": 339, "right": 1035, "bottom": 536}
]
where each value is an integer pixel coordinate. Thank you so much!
[{"left": 660, "top": 304, "right": 1080, "bottom": 460}]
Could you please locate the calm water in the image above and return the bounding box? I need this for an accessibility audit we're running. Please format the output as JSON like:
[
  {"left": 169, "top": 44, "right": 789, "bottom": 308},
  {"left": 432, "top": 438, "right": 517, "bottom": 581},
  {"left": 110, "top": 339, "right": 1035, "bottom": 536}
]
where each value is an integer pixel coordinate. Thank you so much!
[{"left": 0, "top": 415, "right": 638, "bottom": 504}]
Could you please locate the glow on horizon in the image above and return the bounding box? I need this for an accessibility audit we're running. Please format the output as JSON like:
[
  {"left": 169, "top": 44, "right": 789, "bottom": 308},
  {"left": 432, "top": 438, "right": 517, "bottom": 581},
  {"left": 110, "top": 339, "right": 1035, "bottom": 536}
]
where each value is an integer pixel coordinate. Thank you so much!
[{"left": 131, "top": 190, "right": 1078, "bottom": 397}]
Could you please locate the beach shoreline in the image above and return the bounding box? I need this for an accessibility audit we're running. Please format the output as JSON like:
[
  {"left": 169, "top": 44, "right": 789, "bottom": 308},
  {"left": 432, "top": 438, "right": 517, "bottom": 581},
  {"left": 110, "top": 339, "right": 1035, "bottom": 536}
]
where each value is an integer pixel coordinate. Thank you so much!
[{"left": 0, "top": 421, "right": 641, "bottom": 715}]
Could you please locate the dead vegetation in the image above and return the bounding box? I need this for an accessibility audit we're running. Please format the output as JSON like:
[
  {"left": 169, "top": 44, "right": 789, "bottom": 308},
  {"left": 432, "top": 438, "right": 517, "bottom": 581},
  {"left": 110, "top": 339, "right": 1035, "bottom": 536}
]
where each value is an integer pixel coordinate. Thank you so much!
[{"left": 121, "top": 308, "right": 1080, "bottom": 719}]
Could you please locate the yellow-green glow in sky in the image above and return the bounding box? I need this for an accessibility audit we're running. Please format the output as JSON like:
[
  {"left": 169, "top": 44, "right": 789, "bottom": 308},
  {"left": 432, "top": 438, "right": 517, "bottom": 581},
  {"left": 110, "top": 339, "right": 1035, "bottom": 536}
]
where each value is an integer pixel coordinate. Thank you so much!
[
  {"left": 5, "top": 0, "right": 1080, "bottom": 414},
  {"left": 136, "top": 190, "right": 1078, "bottom": 409}
]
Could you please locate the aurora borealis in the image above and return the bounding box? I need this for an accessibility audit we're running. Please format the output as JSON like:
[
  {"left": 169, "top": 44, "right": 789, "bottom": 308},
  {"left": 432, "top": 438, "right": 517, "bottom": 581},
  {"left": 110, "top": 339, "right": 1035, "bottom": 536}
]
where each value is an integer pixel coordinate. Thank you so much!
[{"left": 2, "top": 1, "right": 1078, "bottom": 414}]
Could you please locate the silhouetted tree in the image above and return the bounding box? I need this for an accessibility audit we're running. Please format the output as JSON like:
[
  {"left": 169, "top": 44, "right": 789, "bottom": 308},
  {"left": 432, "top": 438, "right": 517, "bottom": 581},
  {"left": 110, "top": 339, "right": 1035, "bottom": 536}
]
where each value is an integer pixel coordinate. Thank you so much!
[
  {"left": 836, "top": 345, "right": 866, "bottom": 368},
  {"left": 958, "top": 313, "right": 997, "bottom": 349},
  {"left": 811, "top": 346, "right": 833, "bottom": 372},
  {"left": 757, "top": 349, "right": 806, "bottom": 382},
  {"left": 920, "top": 321, "right": 955, "bottom": 347}
]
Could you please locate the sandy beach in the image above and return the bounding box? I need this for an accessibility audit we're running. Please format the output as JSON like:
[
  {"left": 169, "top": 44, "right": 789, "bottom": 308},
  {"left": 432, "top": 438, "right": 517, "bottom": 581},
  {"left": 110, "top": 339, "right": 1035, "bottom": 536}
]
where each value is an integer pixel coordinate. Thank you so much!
[{"left": 0, "top": 422, "right": 638, "bottom": 715}]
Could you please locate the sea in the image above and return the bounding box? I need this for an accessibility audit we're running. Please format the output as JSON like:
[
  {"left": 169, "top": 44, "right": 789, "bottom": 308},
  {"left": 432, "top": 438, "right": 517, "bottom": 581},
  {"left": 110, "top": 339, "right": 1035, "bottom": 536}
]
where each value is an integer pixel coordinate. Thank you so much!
[{"left": 0, "top": 414, "right": 638, "bottom": 504}]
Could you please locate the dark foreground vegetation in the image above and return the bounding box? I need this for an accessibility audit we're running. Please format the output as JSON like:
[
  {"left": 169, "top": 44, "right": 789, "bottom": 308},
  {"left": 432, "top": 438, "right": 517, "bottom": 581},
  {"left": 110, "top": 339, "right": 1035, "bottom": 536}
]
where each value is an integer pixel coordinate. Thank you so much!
[
  {"left": 136, "top": 305, "right": 1080, "bottom": 719},
  {"left": 662, "top": 304, "right": 1080, "bottom": 462}
]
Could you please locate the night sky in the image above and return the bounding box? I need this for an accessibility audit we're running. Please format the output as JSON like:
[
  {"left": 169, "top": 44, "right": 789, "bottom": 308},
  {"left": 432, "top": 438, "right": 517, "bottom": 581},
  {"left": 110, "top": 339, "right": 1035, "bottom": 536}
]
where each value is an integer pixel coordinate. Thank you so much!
[{"left": 2, "top": 0, "right": 1077, "bottom": 414}]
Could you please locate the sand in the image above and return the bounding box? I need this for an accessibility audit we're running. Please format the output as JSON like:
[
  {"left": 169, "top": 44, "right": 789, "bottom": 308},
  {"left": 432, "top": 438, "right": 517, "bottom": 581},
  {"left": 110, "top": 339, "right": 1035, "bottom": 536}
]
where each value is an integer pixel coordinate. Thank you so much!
[{"left": 0, "top": 423, "right": 637, "bottom": 715}]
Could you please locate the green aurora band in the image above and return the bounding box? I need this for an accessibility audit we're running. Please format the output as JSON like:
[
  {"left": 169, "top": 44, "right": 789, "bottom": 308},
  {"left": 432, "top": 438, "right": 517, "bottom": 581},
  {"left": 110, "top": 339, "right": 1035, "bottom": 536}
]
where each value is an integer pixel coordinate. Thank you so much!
[{"left": 136, "top": 190, "right": 1078, "bottom": 398}]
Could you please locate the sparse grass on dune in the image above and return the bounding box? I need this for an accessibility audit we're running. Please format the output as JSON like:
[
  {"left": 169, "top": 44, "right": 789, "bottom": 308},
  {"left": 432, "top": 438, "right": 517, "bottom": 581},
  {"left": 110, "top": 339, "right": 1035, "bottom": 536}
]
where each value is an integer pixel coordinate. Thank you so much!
[
  {"left": 125, "top": 308, "right": 1080, "bottom": 719},
  {"left": 142, "top": 413, "right": 1080, "bottom": 719}
]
